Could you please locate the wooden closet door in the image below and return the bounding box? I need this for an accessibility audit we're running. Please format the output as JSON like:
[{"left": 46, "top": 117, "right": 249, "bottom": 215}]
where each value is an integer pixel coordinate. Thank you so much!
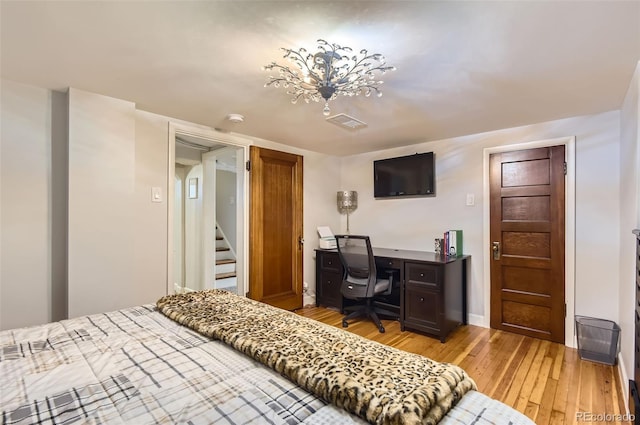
[
  {"left": 248, "top": 146, "right": 303, "bottom": 310},
  {"left": 490, "top": 145, "right": 565, "bottom": 343}
]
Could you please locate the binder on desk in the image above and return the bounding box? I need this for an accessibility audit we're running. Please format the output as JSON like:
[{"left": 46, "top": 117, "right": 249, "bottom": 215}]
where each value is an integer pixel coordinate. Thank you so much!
[{"left": 446, "top": 229, "right": 463, "bottom": 257}]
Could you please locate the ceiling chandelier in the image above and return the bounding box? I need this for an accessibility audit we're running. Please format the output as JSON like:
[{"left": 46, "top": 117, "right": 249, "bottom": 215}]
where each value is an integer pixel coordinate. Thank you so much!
[{"left": 263, "top": 39, "right": 395, "bottom": 116}]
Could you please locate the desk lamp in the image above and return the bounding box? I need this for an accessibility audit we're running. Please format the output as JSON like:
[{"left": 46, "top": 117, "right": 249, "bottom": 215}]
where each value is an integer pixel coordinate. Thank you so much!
[{"left": 337, "top": 191, "right": 358, "bottom": 234}]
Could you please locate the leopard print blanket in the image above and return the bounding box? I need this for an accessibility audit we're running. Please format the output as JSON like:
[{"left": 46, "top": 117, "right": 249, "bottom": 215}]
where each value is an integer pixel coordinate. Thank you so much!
[{"left": 156, "top": 289, "right": 476, "bottom": 425}]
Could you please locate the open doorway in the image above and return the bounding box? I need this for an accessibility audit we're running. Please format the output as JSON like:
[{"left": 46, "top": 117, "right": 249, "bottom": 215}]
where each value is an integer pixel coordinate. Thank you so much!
[{"left": 168, "top": 128, "right": 248, "bottom": 297}]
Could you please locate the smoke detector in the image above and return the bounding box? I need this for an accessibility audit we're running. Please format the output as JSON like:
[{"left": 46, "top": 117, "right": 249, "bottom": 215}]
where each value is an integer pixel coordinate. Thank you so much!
[
  {"left": 325, "top": 113, "right": 367, "bottom": 131},
  {"left": 226, "top": 113, "right": 244, "bottom": 123}
]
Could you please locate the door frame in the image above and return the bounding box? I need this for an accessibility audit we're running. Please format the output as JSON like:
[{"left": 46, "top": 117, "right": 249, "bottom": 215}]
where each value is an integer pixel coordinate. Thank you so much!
[
  {"left": 201, "top": 150, "right": 218, "bottom": 289},
  {"left": 167, "top": 122, "right": 251, "bottom": 297},
  {"left": 483, "top": 136, "right": 576, "bottom": 347}
]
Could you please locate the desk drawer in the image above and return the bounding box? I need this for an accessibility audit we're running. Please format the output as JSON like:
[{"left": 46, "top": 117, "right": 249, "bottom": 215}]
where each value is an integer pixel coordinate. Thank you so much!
[
  {"left": 404, "top": 285, "right": 442, "bottom": 333},
  {"left": 405, "top": 262, "right": 441, "bottom": 290},
  {"left": 320, "top": 252, "right": 342, "bottom": 273},
  {"left": 376, "top": 256, "right": 402, "bottom": 270},
  {"left": 318, "top": 271, "right": 343, "bottom": 309}
]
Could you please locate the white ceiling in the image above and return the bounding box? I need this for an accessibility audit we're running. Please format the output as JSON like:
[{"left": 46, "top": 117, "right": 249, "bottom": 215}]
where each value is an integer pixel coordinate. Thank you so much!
[{"left": 1, "top": 1, "right": 639, "bottom": 156}]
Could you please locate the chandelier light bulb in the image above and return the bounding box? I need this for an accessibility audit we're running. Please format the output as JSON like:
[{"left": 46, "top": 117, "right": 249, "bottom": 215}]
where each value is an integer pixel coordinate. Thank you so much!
[{"left": 263, "top": 39, "right": 395, "bottom": 116}]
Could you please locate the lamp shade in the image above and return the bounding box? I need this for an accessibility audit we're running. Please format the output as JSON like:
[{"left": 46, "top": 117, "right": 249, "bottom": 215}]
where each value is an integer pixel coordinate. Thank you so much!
[{"left": 337, "top": 191, "right": 358, "bottom": 213}]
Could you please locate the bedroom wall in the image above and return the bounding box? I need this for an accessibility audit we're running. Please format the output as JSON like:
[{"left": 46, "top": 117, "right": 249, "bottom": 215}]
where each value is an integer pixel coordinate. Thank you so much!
[
  {"left": 97, "top": 98, "right": 343, "bottom": 305},
  {"left": 133, "top": 110, "right": 175, "bottom": 303},
  {"left": 338, "top": 110, "right": 621, "bottom": 328},
  {"left": 67, "top": 90, "right": 173, "bottom": 318},
  {"left": 1, "top": 80, "right": 54, "bottom": 329},
  {"left": 67, "top": 88, "right": 137, "bottom": 318},
  {"left": 0, "top": 85, "right": 173, "bottom": 327},
  {"left": 0, "top": 79, "right": 623, "bottom": 335},
  {"left": 619, "top": 60, "right": 640, "bottom": 397},
  {"left": 0, "top": 80, "right": 341, "bottom": 329}
]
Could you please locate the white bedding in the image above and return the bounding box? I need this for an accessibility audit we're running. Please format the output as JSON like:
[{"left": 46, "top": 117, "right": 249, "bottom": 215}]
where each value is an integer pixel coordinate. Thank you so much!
[{"left": 0, "top": 304, "right": 533, "bottom": 424}]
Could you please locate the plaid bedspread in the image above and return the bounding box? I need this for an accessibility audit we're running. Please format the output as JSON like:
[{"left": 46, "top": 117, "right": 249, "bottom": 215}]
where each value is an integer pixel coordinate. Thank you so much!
[
  {"left": 0, "top": 305, "right": 366, "bottom": 424},
  {"left": 157, "top": 290, "right": 535, "bottom": 425},
  {"left": 0, "top": 295, "right": 535, "bottom": 424}
]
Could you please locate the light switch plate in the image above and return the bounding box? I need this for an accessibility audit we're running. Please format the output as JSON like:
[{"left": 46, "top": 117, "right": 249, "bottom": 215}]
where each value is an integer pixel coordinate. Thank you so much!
[
  {"left": 466, "top": 193, "right": 475, "bottom": 206},
  {"left": 152, "top": 187, "right": 162, "bottom": 203}
]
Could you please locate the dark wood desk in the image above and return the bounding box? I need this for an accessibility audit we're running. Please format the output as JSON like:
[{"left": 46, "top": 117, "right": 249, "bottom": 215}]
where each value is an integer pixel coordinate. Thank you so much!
[{"left": 315, "top": 247, "right": 469, "bottom": 342}]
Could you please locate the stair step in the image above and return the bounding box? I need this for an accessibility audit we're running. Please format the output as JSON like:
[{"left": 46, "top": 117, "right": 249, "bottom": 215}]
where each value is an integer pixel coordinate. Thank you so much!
[
  {"left": 216, "top": 262, "right": 236, "bottom": 274},
  {"left": 216, "top": 277, "right": 237, "bottom": 290},
  {"left": 216, "top": 272, "right": 237, "bottom": 280},
  {"left": 216, "top": 259, "right": 236, "bottom": 265},
  {"left": 216, "top": 247, "right": 230, "bottom": 252},
  {"left": 216, "top": 250, "right": 234, "bottom": 260}
]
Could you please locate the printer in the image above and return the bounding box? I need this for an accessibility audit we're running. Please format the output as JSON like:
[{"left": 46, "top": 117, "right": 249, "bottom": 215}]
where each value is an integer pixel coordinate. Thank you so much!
[{"left": 317, "top": 226, "right": 337, "bottom": 249}]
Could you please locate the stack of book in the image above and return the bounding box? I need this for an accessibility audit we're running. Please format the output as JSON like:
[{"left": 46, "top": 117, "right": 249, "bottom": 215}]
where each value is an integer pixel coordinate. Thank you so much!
[{"left": 442, "top": 229, "right": 463, "bottom": 257}]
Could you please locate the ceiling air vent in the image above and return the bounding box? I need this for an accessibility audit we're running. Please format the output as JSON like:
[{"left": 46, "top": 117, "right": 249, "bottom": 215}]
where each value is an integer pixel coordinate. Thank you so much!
[{"left": 325, "top": 113, "right": 368, "bottom": 131}]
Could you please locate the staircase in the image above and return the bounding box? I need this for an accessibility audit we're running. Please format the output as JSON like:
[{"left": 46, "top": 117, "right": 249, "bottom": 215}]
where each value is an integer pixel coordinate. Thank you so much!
[{"left": 215, "top": 227, "right": 237, "bottom": 291}]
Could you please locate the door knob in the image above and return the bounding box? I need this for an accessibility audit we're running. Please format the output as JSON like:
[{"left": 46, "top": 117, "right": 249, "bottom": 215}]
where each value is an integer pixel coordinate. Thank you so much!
[{"left": 492, "top": 241, "right": 500, "bottom": 260}]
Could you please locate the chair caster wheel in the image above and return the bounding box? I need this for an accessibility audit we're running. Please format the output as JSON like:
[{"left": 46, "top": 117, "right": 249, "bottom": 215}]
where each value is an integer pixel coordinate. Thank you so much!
[
  {"left": 342, "top": 321, "right": 348, "bottom": 328},
  {"left": 379, "top": 326, "right": 385, "bottom": 333}
]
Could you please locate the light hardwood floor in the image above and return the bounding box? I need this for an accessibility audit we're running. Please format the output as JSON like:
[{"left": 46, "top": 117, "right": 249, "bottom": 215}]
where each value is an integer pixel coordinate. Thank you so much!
[{"left": 295, "top": 306, "right": 630, "bottom": 425}]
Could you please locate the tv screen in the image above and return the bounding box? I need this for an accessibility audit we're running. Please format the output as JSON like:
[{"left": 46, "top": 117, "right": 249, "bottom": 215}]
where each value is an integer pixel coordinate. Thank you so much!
[{"left": 374, "top": 152, "right": 435, "bottom": 198}]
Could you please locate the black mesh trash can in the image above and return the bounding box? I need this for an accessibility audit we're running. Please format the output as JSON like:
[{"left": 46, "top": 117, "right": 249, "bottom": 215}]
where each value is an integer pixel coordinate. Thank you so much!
[{"left": 575, "top": 316, "right": 620, "bottom": 365}]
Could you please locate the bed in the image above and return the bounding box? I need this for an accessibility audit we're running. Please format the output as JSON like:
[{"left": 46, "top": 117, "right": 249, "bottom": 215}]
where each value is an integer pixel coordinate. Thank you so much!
[{"left": 1, "top": 289, "right": 534, "bottom": 424}]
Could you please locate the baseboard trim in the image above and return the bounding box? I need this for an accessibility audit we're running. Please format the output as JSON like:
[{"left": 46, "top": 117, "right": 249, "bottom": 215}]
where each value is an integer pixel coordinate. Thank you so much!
[
  {"left": 618, "top": 354, "right": 631, "bottom": 414},
  {"left": 468, "top": 313, "right": 486, "bottom": 327},
  {"left": 303, "top": 293, "right": 316, "bottom": 307},
  {"left": 173, "top": 283, "right": 196, "bottom": 294}
]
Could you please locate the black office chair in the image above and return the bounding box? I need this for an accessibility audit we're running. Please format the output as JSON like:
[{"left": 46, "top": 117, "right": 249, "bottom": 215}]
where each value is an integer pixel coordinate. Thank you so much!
[{"left": 335, "top": 235, "right": 396, "bottom": 333}]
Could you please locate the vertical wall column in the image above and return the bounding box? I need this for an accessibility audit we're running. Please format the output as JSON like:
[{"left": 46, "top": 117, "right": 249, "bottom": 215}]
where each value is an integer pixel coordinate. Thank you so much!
[
  {"left": 68, "top": 88, "right": 136, "bottom": 318},
  {"left": 0, "top": 81, "right": 54, "bottom": 329}
]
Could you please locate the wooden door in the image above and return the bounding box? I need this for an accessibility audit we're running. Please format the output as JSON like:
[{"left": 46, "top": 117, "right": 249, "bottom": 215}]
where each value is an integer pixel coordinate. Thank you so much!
[
  {"left": 249, "top": 146, "right": 303, "bottom": 310},
  {"left": 490, "top": 145, "right": 565, "bottom": 343}
]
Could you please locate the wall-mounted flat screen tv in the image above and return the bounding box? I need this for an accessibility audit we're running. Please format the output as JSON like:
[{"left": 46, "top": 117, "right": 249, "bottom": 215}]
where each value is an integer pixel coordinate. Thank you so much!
[{"left": 374, "top": 152, "right": 435, "bottom": 198}]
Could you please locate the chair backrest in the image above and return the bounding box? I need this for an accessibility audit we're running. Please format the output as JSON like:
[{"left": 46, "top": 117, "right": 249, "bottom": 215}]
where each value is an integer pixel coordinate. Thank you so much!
[{"left": 335, "top": 235, "right": 377, "bottom": 299}]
